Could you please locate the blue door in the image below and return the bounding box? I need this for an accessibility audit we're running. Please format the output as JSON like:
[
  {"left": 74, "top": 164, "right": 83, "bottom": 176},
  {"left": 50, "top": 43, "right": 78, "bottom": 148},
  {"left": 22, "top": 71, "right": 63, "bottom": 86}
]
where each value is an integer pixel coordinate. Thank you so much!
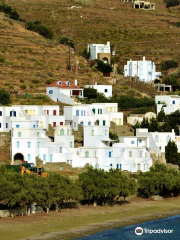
[
  {"left": 137, "top": 140, "right": 138, "bottom": 146},
  {"left": 14, "top": 111, "right": 16, "bottom": 117},
  {"left": 50, "top": 154, "right": 53, "bottom": 163},
  {"left": 109, "top": 152, "right": 111, "bottom": 157},
  {"left": 76, "top": 110, "right": 79, "bottom": 116}
]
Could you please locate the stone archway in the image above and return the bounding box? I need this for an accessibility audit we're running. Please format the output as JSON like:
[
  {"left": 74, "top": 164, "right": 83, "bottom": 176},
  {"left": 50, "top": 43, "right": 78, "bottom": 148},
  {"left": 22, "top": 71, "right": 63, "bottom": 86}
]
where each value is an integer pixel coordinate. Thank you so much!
[{"left": 14, "top": 153, "right": 24, "bottom": 164}]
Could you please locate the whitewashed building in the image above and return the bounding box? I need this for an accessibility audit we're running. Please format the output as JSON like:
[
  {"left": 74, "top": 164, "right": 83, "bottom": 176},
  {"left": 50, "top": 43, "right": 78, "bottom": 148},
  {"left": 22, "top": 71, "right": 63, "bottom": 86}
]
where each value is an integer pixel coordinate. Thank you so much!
[
  {"left": 84, "top": 83, "right": 112, "bottom": 98},
  {"left": 64, "top": 103, "right": 123, "bottom": 130},
  {"left": 155, "top": 95, "right": 180, "bottom": 115},
  {"left": 46, "top": 80, "right": 84, "bottom": 105},
  {"left": 87, "top": 41, "right": 111, "bottom": 63},
  {"left": 124, "top": 56, "right": 161, "bottom": 83},
  {"left": 127, "top": 112, "right": 156, "bottom": 125}
]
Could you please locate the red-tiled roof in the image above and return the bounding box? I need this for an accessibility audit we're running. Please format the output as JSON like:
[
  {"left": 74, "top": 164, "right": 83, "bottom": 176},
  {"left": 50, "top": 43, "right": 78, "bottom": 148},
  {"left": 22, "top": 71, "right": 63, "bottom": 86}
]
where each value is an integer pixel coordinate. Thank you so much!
[{"left": 46, "top": 81, "right": 82, "bottom": 89}]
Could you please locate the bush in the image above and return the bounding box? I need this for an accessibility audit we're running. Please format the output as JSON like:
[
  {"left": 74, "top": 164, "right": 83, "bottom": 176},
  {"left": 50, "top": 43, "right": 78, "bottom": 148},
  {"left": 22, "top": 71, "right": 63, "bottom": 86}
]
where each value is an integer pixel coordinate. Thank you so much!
[
  {"left": 20, "top": 84, "right": 27, "bottom": 90},
  {"left": 95, "top": 59, "right": 112, "bottom": 73},
  {"left": 131, "top": 107, "right": 155, "bottom": 114},
  {"left": 166, "top": 0, "right": 180, "bottom": 8},
  {"left": 46, "top": 80, "right": 52, "bottom": 85},
  {"left": 161, "top": 60, "right": 178, "bottom": 71},
  {"left": 0, "top": 89, "right": 10, "bottom": 105},
  {"left": 59, "top": 37, "right": 74, "bottom": 49},
  {"left": 176, "top": 22, "right": 180, "bottom": 28},
  {"left": 0, "top": 54, "right": 5, "bottom": 63},
  {"left": 84, "top": 87, "right": 98, "bottom": 99},
  {"left": 0, "top": 4, "right": 19, "bottom": 20},
  {"left": 31, "top": 79, "right": 40, "bottom": 84},
  {"left": 26, "top": 21, "right": 53, "bottom": 39}
]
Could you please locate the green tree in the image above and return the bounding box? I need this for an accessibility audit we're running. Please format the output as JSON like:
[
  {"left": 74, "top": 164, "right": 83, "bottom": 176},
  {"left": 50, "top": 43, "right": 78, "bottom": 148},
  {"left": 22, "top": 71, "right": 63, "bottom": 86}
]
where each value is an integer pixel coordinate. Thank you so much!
[
  {"left": 95, "top": 59, "right": 112, "bottom": 73},
  {"left": 59, "top": 37, "right": 74, "bottom": 49},
  {"left": 157, "top": 109, "right": 166, "bottom": 122},
  {"left": 26, "top": 21, "right": 53, "bottom": 39},
  {"left": 149, "top": 117, "right": 158, "bottom": 132},
  {"left": 0, "top": 89, "right": 10, "bottom": 105},
  {"left": 165, "top": 140, "right": 180, "bottom": 166},
  {"left": 166, "top": 0, "right": 180, "bottom": 8},
  {"left": 161, "top": 60, "right": 178, "bottom": 71},
  {"left": 84, "top": 87, "right": 98, "bottom": 99}
]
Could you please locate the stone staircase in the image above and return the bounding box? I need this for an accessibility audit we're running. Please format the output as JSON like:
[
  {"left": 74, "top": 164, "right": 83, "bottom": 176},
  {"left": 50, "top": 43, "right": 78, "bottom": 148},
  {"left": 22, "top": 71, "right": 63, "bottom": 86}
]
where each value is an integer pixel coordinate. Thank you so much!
[{"left": 110, "top": 121, "right": 134, "bottom": 137}]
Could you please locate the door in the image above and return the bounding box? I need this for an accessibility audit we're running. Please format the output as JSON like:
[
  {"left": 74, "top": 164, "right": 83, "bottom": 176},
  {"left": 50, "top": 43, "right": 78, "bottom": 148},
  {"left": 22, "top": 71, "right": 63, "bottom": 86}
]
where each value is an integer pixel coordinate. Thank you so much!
[
  {"left": 53, "top": 122, "right": 56, "bottom": 127},
  {"left": 50, "top": 154, "right": 53, "bottom": 163},
  {"left": 53, "top": 110, "right": 56, "bottom": 115}
]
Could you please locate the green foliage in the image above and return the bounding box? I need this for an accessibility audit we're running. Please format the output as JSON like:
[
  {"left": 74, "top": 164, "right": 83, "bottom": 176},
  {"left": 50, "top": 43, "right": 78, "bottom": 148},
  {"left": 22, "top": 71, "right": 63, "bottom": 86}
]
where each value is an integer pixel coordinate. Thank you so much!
[
  {"left": 165, "top": 140, "right": 180, "bottom": 166},
  {"left": 133, "top": 117, "right": 158, "bottom": 132},
  {"left": 0, "top": 89, "right": 10, "bottom": 105},
  {"left": 161, "top": 60, "right": 178, "bottom": 71},
  {"left": 157, "top": 109, "right": 166, "bottom": 122},
  {"left": 138, "top": 163, "right": 180, "bottom": 198},
  {"left": 82, "top": 48, "right": 91, "bottom": 59},
  {"left": 20, "top": 84, "right": 26, "bottom": 90},
  {"left": 0, "top": 54, "right": 5, "bottom": 63},
  {"left": 154, "top": 79, "right": 160, "bottom": 84},
  {"left": 31, "top": 79, "right": 40, "bottom": 84},
  {"left": 26, "top": 21, "right": 53, "bottom": 39},
  {"left": 0, "top": 3, "right": 19, "bottom": 20},
  {"left": 176, "top": 22, "right": 180, "bottom": 28},
  {"left": 79, "top": 167, "right": 136, "bottom": 205},
  {"left": 131, "top": 107, "right": 155, "bottom": 114},
  {"left": 95, "top": 59, "right": 112, "bottom": 73},
  {"left": 163, "top": 71, "right": 180, "bottom": 91},
  {"left": 109, "top": 132, "right": 118, "bottom": 140},
  {"left": 84, "top": 87, "right": 98, "bottom": 100},
  {"left": 166, "top": 0, "right": 180, "bottom": 8},
  {"left": 59, "top": 37, "right": 74, "bottom": 49}
]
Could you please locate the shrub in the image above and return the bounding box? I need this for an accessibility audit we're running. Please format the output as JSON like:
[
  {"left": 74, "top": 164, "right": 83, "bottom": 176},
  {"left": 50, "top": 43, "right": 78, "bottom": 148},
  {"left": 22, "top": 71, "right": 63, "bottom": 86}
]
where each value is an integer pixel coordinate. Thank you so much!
[
  {"left": 26, "top": 21, "right": 53, "bottom": 39},
  {"left": 59, "top": 37, "right": 74, "bottom": 49},
  {"left": 176, "top": 22, "right": 180, "bottom": 28},
  {"left": 20, "top": 84, "right": 27, "bottom": 90},
  {"left": 46, "top": 80, "right": 52, "bottom": 85},
  {"left": 0, "top": 54, "right": 5, "bottom": 63},
  {"left": 0, "top": 89, "right": 11, "bottom": 105},
  {"left": 166, "top": 0, "right": 180, "bottom": 8},
  {"left": 0, "top": 4, "right": 19, "bottom": 20},
  {"left": 31, "top": 79, "right": 40, "bottom": 84},
  {"left": 95, "top": 59, "right": 112, "bottom": 73},
  {"left": 161, "top": 60, "right": 178, "bottom": 71},
  {"left": 20, "top": 79, "right": 24, "bottom": 83}
]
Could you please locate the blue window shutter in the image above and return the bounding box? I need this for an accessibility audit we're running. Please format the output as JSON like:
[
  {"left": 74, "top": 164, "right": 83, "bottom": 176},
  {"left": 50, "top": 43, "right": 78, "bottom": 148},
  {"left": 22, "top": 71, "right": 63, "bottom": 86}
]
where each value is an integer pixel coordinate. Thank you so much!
[
  {"left": 10, "top": 111, "right": 12, "bottom": 117},
  {"left": 14, "top": 111, "right": 16, "bottom": 117}
]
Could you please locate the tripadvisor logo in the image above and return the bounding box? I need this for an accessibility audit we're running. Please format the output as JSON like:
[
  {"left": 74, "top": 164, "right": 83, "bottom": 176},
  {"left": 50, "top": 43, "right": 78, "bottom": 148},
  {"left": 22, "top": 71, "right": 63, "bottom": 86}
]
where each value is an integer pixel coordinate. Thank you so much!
[{"left": 135, "top": 227, "right": 143, "bottom": 235}]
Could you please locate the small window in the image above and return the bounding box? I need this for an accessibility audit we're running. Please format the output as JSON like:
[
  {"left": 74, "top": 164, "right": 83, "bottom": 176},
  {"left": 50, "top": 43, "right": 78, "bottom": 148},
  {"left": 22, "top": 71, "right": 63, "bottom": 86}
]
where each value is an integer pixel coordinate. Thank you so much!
[
  {"left": 28, "top": 142, "right": 31, "bottom": 148},
  {"left": 37, "top": 132, "right": 40, "bottom": 137},
  {"left": 104, "top": 89, "right": 108, "bottom": 93},
  {"left": 172, "top": 100, "right": 175, "bottom": 105},
  {"left": 38, "top": 142, "right": 40, "bottom": 148},
  {"left": 70, "top": 142, "right": 72, "bottom": 148},
  {"left": 49, "top": 90, "right": 53, "bottom": 94},
  {"left": 53, "top": 122, "right": 56, "bottom": 127},
  {"left": 139, "top": 139, "right": 142, "bottom": 143},
  {"left": 18, "top": 132, "right": 22, "bottom": 137},
  {"left": 109, "top": 152, "right": 112, "bottom": 157},
  {"left": 158, "top": 101, "right": 160, "bottom": 104},
  {"left": 131, "top": 141, "right": 135, "bottom": 144},
  {"left": 92, "top": 130, "right": 94, "bottom": 136},
  {"left": 6, "top": 123, "right": 8, "bottom": 128},
  {"left": 67, "top": 81, "right": 70, "bottom": 85},
  {"left": 16, "top": 124, "right": 20, "bottom": 128},
  {"left": 60, "top": 122, "right": 63, "bottom": 126},
  {"left": 85, "top": 151, "right": 89, "bottom": 158},
  {"left": 17, "top": 141, "right": 20, "bottom": 148},
  {"left": 59, "top": 81, "right": 62, "bottom": 85},
  {"left": 28, "top": 154, "right": 31, "bottom": 161},
  {"left": 105, "top": 130, "right": 107, "bottom": 136},
  {"left": 88, "top": 121, "right": 91, "bottom": 126},
  {"left": 74, "top": 122, "right": 76, "bottom": 128},
  {"left": 67, "top": 129, "right": 69, "bottom": 135},
  {"left": 0, "top": 111, "right": 2, "bottom": 116},
  {"left": 110, "top": 163, "right": 113, "bottom": 167},
  {"left": 92, "top": 108, "right": 95, "bottom": 114},
  {"left": 0, "top": 123, "right": 1, "bottom": 128},
  {"left": 80, "top": 121, "right": 84, "bottom": 127},
  {"left": 60, "top": 129, "right": 64, "bottom": 135},
  {"left": 96, "top": 120, "right": 99, "bottom": 125},
  {"left": 43, "top": 154, "right": 46, "bottom": 161}
]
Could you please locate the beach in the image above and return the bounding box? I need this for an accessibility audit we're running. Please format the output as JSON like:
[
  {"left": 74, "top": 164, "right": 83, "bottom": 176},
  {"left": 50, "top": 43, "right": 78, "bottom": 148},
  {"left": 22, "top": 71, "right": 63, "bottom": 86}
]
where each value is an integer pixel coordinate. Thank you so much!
[{"left": 1, "top": 196, "right": 180, "bottom": 240}]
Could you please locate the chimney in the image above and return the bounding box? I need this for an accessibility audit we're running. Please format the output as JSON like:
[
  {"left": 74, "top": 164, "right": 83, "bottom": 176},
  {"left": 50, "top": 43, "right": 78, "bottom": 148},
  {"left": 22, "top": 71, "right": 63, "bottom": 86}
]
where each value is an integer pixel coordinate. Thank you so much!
[
  {"left": 95, "top": 82, "right": 97, "bottom": 85},
  {"left": 107, "top": 41, "right": 110, "bottom": 46},
  {"left": 74, "top": 79, "right": 78, "bottom": 86},
  {"left": 143, "top": 56, "right": 146, "bottom": 61}
]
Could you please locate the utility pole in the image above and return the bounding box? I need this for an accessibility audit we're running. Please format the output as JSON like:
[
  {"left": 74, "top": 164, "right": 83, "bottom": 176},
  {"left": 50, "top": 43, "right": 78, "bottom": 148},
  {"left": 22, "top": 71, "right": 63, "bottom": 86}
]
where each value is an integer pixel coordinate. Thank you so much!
[{"left": 68, "top": 41, "right": 71, "bottom": 70}]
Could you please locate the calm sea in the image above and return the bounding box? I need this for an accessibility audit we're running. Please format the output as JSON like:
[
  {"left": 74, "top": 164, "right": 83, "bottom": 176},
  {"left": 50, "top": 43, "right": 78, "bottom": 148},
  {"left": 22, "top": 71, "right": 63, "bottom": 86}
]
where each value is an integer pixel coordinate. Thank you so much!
[{"left": 77, "top": 215, "right": 180, "bottom": 240}]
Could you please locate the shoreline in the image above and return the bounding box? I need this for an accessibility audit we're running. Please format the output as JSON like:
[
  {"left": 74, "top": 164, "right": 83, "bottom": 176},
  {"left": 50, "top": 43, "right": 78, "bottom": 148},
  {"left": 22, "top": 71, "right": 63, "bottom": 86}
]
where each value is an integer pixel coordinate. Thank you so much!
[
  {"left": 29, "top": 209, "right": 180, "bottom": 240},
  {"left": 1, "top": 197, "right": 180, "bottom": 240}
]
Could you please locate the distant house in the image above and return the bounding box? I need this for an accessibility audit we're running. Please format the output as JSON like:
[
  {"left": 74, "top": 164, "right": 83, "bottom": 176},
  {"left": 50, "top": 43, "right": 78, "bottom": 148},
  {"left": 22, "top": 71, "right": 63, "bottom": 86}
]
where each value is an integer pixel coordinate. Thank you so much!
[
  {"left": 87, "top": 41, "right": 111, "bottom": 64},
  {"left": 84, "top": 83, "right": 112, "bottom": 98},
  {"left": 46, "top": 80, "right": 84, "bottom": 105},
  {"left": 124, "top": 56, "right": 161, "bottom": 83},
  {"left": 156, "top": 95, "right": 180, "bottom": 115},
  {"left": 127, "top": 112, "right": 156, "bottom": 125}
]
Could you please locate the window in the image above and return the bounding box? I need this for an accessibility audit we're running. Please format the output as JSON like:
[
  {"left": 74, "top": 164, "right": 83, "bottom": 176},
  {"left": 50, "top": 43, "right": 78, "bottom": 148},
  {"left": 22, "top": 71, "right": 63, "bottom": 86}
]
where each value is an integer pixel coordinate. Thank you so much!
[
  {"left": 67, "top": 81, "right": 70, "bottom": 85},
  {"left": 74, "top": 122, "right": 76, "bottom": 128},
  {"left": 105, "top": 130, "right": 107, "bottom": 136},
  {"left": 70, "top": 142, "right": 72, "bottom": 148},
  {"left": 28, "top": 142, "right": 31, "bottom": 148},
  {"left": 6, "top": 123, "right": 8, "bottom": 128},
  {"left": 140, "top": 151, "right": 142, "bottom": 158},
  {"left": 0, "top": 123, "right": 1, "bottom": 128},
  {"left": 80, "top": 121, "right": 84, "bottom": 127},
  {"left": 33, "top": 125, "right": 36, "bottom": 128},
  {"left": 155, "top": 135, "right": 159, "bottom": 143},
  {"left": 88, "top": 121, "right": 91, "bottom": 126},
  {"left": 17, "top": 141, "right": 20, "bottom": 148},
  {"left": 67, "top": 160, "right": 69, "bottom": 164},
  {"left": 60, "top": 129, "right": 64, "bottom": 135},
  {"left": 131, "top": 141, "right": 135, "bottom": 144},
  {"left": 110, "top": 163, "right": 113, "bottom": 167},
  {"left": 103, "top": 120, "right": 106, "bottom": 126},
  {"left": 28, "top": 154, "right": 31, "bottom": 161},
  {"left": 60, "top": 122, "right": 63, "bottom": 126},
  {"left": 67, "top": 129, "right": 69, "bottom": 135},
  {"left": 18, "top": 132, "right": 21, "bottom": 137},
  {"left": 84, "top": 111, "right": 86, "bottom": 116},
  {"left": 92, "top": 108, "right": 95, "bottom": 114},
  {"left": 43, "top": 154, "right": 46, "bottom": 161},
  {"left": 166, "top": 135, "right": 170, "bottom": 143},
  {"left": 76, "top": 110, "right": 79, "bottom": 116},
  {"left": 96, "top": 120, "right": 99, "bottom": 125},
  {"left": 172, "top": 100, "right": 175, "bottom": 105},
  {"left": 16, "top": 124, "right": 20, "bottom": 128},
  {"left": 104, "top": 89, "right": 108, "bottom": 93},
  {"left": 129, "top": 151, "right": 132, "bottom": 157},
  {"left": 53, "top": 110, "right": 56, "bottom": 116},
  {"left": 50, "top": 154, "right": 53, "bottom": 163},
  {"left": 38, "top": 142, "right": 40, "bottom": 148},
  {"left": 53, "top": 122, "right": 56, "bottom": 127},
  {"left": 92, "top": 130, "right": 94, "bottom": 136},
  {"left": 109, "top": 152, "right": 112, "bottom": 157},
  {"left": 59, "top": 81, "right": 62, "bottom": 85},
  {"left": 158, "top": 101, "right": 160, "bottom": 104},
  {"left": 81, "top": 110, "right": 83, "bottom": 116},
  {"left": 85, "top": 151, "right": 89, "bottom": 158},
  {"left": 139, "top": 139, "right": 142, "bottom": 143},
  {"left": 37, "top": 132, "right": 40, "bottom": 137},
  {"left": 0, "top": 111, "right": 2, "bottom": 116},
  {"left": 98, "top": 109, "right": 102, "bottom": 114},
  {"left": 49, "top": 90, "right": 53, "bottom": 94}
]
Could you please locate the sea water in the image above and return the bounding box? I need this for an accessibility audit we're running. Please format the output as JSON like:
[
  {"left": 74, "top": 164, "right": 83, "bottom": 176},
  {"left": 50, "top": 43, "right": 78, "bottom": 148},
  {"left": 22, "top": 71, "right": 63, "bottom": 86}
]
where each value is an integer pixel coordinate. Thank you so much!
[{"left": 77, "top": 215, "right": 180, "bottom": 240}]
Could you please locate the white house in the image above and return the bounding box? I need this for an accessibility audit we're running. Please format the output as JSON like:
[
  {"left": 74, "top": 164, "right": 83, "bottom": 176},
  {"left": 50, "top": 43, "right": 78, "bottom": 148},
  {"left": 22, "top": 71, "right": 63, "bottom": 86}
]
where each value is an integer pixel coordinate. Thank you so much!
[
  {"left": 124, "top": 56, "right": 161, "bottom": 83},
  {"left": 87, "top": 41, "right": 111, "bottom": 63},
  {"left": 46, "top": 80, "right": 84, "bottom": 105},
  {"left": 155, "top": 95, "right": 180, "bottom": 115},
  {"left": 127, "top": 112, "right": 156, "bottom": 125},
  {"left": 64, "top": 103, "right": 123, "bottom": 130},
  {"left": 84, "top": 83, "right": 112, "bottom": 98}
]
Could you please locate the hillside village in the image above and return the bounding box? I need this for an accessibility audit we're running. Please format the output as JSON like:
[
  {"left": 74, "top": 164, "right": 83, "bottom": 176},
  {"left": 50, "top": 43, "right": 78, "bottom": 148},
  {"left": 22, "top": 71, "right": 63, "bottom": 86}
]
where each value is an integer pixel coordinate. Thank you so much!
[{"left": 1, "top": 0, "right": 180, "bottom": 221}]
